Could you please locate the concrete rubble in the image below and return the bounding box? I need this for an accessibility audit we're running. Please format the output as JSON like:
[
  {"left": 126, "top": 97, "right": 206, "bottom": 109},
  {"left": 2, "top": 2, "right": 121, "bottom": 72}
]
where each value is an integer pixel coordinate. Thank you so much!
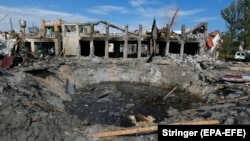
[{"left": 0, "top": 52, "right": 249, "bottom": 140}]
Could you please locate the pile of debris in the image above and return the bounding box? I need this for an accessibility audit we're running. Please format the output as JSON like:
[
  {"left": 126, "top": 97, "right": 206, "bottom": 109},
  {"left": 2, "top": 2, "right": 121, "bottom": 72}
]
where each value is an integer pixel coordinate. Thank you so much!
[
  {"left": 0, "top": 30, "right": 249, "bottom": 140},
  {"left": 0, "top": 31, "right": 52, "bottom": 70}
]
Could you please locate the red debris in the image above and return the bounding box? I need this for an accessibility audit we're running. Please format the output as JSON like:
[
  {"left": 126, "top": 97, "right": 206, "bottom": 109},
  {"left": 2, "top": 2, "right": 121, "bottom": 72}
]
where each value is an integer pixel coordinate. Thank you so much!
[
  {"left": 206, "top": 36, "right": 214, "bottom": 48},
  {"left": 0, "top": 55, "right": 14, "bottom": 69},
  {"left": 221, "top": 74, "right": 249, "bottom": 82},
  {"left": 222, "top": 74, "right": 243, "bottom": 79}
]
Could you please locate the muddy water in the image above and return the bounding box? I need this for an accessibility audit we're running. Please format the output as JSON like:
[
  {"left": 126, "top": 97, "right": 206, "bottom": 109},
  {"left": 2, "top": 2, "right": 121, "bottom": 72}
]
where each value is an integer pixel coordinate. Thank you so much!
[{"left": 64, "top": 82, "right": 203, "bottom": 127}]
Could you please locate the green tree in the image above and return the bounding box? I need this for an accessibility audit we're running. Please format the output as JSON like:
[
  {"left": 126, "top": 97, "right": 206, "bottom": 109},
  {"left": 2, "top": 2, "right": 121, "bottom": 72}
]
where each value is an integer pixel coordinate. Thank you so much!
[
  {"left": 221, "top": 0, "right": 250, "bottom": 50},
  {"left": 242, "top": 0, "right": 250, "bottom": 50},
  {"left": 220, "top": 32, "right": 234, "bottom": 60}
]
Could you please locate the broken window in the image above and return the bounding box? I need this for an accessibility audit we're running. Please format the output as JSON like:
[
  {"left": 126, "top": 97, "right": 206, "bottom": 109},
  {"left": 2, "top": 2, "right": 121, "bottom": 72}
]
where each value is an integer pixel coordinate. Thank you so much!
[
  {"left": 64, "top": 25, "right": 76, "bottom": 36},
  {"left": 79, "top": 25, "right": 90, "bottom": 36}
]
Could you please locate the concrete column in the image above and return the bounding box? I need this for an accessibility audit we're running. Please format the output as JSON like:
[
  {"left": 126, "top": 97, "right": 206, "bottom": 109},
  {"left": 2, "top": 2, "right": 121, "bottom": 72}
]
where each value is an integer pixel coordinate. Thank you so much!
[
  {"left": 90, "top": 39, "right": 94, "bottom": 56},
  {"left": 199, "top": 23, "right": 208, "bottom": 56},
  {"left": 76, "top": 23, "right": 80, "bottom": 37},
  {"left": 76, "top": 41, "right": 81, "bottom": 57},
  {"left": 137, "top": 24, "right": 142, "bottom": 59},
  {"left": 165, "top": 24, "right": 170, "bottom": 56},
  {"left": 90, "top": 24, "right": 94, "bottom": 56},
  {"left": 31, "top": 41, "right": 36, "bottom": 53},
  {"left": 58, "top": 39, "right": 62, "bottom": 56},
  {"left": 90, "top": 24, "right": 94, "bottom": 34},
  {"left": 105, "top": 25, "right": 109, "bottom": 58},
  {"left": 123, "top": 24, "right": 128, "bottom": 59},
  {"left": 180, "top": 24, "right": 186, "bottom": 61},
  {"left": 54, "top": 39, "right": 59, "bottom": 56},
  {"left": 180, "top": 41, "right": 185, "bottom": 61}
]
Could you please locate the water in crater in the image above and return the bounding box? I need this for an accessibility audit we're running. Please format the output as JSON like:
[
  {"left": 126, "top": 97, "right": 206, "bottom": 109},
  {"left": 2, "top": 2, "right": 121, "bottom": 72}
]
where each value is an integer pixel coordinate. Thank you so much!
[{"left": 64, "top": 82, "right": 203, "bottom": 127}]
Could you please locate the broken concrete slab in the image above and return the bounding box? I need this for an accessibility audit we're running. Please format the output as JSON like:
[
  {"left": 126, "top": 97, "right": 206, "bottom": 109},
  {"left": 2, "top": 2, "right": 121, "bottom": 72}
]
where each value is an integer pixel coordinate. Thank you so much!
[
  {"left": 198, "top": 103, "right": 236, "bottom": 111},
  {"left": 66, "top": 78, "right": 75, "bottom": 95}
]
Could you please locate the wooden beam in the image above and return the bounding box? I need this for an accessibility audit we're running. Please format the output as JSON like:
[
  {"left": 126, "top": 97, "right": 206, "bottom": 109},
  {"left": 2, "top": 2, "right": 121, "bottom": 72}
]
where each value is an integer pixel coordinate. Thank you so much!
[
  {"left": 163, "top": 86, "right": 178, "bottom": 100},
  {"left": 95, "top": 125, "right": 157, "bottom": 138},
  {"left": 229, "top": 67, "right": 250, "bottom": 71},
  {"left": 95, "top": 120, "right": 220, "bottom": 138}
]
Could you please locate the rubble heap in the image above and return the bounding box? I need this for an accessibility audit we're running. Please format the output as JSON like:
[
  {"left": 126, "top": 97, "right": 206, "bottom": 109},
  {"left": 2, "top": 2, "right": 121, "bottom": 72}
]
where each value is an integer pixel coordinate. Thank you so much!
[{"left": 0, "top": 54, "right": 249, "bottom": 140}]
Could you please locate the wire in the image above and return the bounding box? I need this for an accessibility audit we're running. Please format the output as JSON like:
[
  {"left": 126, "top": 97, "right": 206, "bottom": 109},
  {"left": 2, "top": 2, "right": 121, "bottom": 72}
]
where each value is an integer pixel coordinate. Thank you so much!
[{"left": 0, "top": 14, "right": 8, "bottom": 22}]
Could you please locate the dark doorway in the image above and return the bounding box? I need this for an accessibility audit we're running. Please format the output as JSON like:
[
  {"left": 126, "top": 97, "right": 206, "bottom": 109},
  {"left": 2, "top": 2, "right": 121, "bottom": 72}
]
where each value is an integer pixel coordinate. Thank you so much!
[
  {"left": 94, "top": 41, "right": 105, "bottom": 57},
  {"left": 184, "top": 43, "right": 199, "bottom": 55},
  {"left": 80, "top": 41, "right": 90, "bottom": 56},
  {"left": 169, "top": 42, "right": 181, "bottom": 54}
]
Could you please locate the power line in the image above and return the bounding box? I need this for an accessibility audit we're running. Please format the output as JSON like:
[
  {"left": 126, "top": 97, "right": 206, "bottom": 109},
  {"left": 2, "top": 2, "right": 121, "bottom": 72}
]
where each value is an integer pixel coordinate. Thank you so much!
[{"left": 0, "top": 14, "right": 8, "bottom": 22}]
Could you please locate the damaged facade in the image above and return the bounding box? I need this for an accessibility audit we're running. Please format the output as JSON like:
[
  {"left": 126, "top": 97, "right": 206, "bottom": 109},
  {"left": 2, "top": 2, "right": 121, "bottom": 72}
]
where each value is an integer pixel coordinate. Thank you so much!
[
  {"left": 0, "top": 18, "right": 219, "bottom": 67},
  {"left": 60, "top": 21, "right": 210, "bottom": 60}
]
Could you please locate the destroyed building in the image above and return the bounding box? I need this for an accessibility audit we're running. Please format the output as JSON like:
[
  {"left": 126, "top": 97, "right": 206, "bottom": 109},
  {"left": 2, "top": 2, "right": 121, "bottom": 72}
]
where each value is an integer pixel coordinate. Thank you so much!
[
  {"left": 0, "top": 18, "right": 218, "bottom": 68},
  {"left": 60, "top": 21, "right": 210, "bottom": 60},
  {"left": 1, "top": 17, "right": 250, "bottom": 141}
]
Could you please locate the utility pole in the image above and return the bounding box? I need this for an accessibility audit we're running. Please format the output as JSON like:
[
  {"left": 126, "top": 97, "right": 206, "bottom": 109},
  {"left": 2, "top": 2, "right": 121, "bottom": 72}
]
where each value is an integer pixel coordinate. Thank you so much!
[{"left": 9, "top": 17, "right": 15, "bottom": 35}]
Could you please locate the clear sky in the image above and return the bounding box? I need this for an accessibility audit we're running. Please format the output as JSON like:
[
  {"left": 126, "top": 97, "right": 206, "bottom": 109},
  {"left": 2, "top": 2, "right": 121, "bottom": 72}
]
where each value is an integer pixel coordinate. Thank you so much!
[{"left": 0, "top": 0, "right": 232, "bottom": 33}]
